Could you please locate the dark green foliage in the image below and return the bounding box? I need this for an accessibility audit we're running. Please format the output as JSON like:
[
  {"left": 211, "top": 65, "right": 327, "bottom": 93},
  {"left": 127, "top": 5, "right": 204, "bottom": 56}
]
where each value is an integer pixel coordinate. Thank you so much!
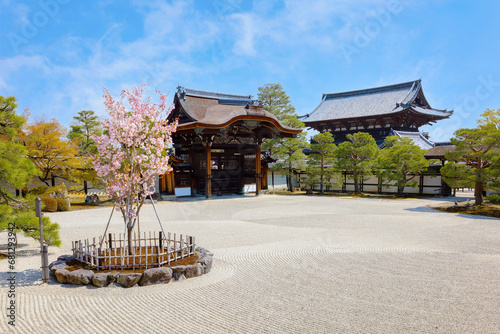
[
  {"left": 0, "top": 95, "right": 61, "bottom": 246},
  {"left": 29, "top": 186, "right": 48, "bottom": 195},
  {"left": 308, "top": 132, "right": 339, "bottom": 193},
  {"left": 0, "top": 95, "right": 25, "bottom": 140},
  {"left": 56, "top": 198, "right": 70, "bottom": 211},
  {"left": 40, "top": 196, "right": 57, "bottom": 212},
  {"left": 377, "top": 136, "right": 429, "bottom": 196},
  {"left": 257, "top": 83, "right": 296, "bottom": 122},
  {"left": 258, "top": 83, "right": 308, "bottom": 192},
  {"left": 0, "top": 196, "right": 61, "bottom": 247},
  {"left": 67, "top": 110, "right": 101, "bottom": 155},
  {"left": 443, "top": 109, "right": 500, "bottom": 205},
  {"left": 0, "top": 95, "right": 39, "bottom": 204},
  {"left": 485, "top": 193, "right": 500, "bottom": 205},
  {"left": 336, "top": 132, "right": 379, "bottom": 193}
]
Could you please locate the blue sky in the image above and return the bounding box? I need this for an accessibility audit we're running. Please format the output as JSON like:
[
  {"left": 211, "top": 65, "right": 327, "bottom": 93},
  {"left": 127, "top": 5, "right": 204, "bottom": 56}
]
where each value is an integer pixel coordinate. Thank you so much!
[{"left": 1, "top": 0, "right": 499, "bottom": 142}]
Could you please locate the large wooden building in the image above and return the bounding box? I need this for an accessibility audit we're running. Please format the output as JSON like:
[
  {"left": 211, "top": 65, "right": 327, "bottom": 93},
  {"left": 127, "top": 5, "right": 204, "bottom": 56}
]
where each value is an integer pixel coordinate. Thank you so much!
[
  {"left": 303, "top": 80, "right": 453, "bottom": 146},
  {"left": 160, "top": 87, "right": 301, "bottom": 198}
]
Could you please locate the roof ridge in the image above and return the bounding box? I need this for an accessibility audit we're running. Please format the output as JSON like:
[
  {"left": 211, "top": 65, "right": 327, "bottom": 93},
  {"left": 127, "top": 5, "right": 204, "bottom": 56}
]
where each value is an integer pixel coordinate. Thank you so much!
[
  {"left": 178, "top": 86, "right": 252, "bottom": 100},
  {"left": 400, "top": 80, "right": 420, "bottom": 104},
  {"left": 323, "top": 79, "right": 421, "bottom": 100},
  {"left": 392, "top": 129, "right": 434, "bottom": 147}
]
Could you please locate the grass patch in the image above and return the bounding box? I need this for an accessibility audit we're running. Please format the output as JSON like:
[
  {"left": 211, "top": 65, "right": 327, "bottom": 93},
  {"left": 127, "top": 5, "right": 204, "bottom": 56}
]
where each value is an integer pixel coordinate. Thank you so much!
[
  {"left": 274, "top": 190, "right": 429, "bottom": 200},
  {"left": 67, "top": 194, "right": 114, "bottom": 211},
  {"left": 432, "top": 202, "right": 500, "bottom": 218}
]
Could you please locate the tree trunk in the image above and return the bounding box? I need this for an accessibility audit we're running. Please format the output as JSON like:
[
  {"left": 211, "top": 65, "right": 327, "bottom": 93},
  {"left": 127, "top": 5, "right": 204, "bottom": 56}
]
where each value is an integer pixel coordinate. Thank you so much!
[
  {"left": 320, "top": 155, "right": 324, "bottom": 194},
  {"left": 272, "top": 170, "right": 275, "bottom": 194},
  {"left": 354, "top": 176, "right": 359, "bottom": 193},
  {"left": 127, "top": 227, "right": 134, "bottom": 255},
  {"left": 397, "top": 185, "right": 404, "bottom": 197},
  {"left": 83, "top": 181, "right": 88, "bottom": 195},
  {"left": 474, "top": 181, "right": 483, "bottom": 205},
  {"left": 288, "top": 160, "right": 293, "bottom": 192}
]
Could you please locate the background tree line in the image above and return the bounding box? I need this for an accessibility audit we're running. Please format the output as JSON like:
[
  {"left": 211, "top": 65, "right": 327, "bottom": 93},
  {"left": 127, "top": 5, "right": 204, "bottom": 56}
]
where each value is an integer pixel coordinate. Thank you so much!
[
  {"left": 1, "top": 84, "right": 498, "bottom": 249},
  {"left": 0, "top": 96, "right": 102, "bottom": 246},
  {"left": 258, "top": 84, "right": 500, "bottom": 205}
]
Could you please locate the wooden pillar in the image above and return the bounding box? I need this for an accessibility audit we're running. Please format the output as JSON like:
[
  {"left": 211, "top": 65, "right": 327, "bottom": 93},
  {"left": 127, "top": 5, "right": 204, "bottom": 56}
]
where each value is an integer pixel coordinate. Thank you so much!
[
  {"left": 342, "top": 172, "right": 347, "bottom": 193},
  {"left": 203, "top": 138, "right": 213, "bottom": 198},
  {"left": 255, "top": 145, "right": 261, "bottom": 196},
  {"left": 189, "top": 147, "right": 195, "bottom": 195}
]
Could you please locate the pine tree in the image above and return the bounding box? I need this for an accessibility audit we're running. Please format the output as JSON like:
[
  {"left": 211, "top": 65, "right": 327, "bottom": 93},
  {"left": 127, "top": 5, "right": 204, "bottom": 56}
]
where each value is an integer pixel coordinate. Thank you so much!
[
  {"left": 67, "top": 110, "right": 101, "bottom": 155},
  {"left": 377, "top": 136, "right": 429, "bottom": 196},
  {"left": 0, "top": 95, "right": 60, "bottom": 247},
  {"left": 442, "top": 109, "right": 500, "bottom": 205},
  {"left": 336, "top": 132, "right": 378, "bottom": 193},
  {"left": 0, "top": 96, "right": 39, "bottom": 203},
  {"left": 67, "top": 110, "right": 103, "bottom": 193},
  {"left": 258, "top": 83, "right": 307, "bottom": 192},
  {"left": 308, "top": 132, "right": 338, "bottom": 193}
]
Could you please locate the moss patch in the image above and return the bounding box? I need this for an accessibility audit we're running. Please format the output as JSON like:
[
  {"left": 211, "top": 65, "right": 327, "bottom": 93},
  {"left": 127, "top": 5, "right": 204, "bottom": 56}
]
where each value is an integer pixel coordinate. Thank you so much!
[
  {"left": 432, "top": 203, "right": 500, "bottom": 219},
  {"left": 67, "top": 194, "right": 114, "bottom": 211}
]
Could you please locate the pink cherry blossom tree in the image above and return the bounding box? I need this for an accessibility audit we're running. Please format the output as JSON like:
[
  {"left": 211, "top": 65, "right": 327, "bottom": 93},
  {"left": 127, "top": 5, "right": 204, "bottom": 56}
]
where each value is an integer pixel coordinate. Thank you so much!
[{"left": 93, "top": 85, "right": 177, "bottom": 253}]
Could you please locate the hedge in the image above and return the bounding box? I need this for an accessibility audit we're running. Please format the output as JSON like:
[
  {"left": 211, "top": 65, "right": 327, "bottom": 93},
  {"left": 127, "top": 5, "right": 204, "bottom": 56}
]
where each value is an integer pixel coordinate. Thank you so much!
[{"left": 40, "top": 196, "right": 57, "bottom": 212}]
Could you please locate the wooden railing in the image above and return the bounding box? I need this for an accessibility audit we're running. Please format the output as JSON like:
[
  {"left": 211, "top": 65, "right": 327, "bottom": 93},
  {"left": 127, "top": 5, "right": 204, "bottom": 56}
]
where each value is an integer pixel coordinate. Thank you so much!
[{"left": 72, "top": 231, "right": 196, "bottom": 270}]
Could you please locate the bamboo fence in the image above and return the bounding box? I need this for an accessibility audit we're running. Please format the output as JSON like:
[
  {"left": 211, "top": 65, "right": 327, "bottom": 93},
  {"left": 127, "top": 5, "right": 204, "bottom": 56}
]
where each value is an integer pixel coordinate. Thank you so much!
[{"left": 72, "top": 231, "right": 196, "bottom": 270}]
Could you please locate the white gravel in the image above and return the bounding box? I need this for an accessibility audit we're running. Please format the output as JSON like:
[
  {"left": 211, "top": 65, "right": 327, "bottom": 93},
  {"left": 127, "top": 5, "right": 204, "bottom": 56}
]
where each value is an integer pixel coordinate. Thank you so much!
[{"left": 1, "top": 193, "right": 499, "bottom": 333}]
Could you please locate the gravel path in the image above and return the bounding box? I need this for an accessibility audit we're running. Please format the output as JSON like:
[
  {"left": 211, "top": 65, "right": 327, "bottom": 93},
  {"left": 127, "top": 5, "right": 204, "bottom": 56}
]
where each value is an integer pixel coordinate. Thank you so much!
[{"left": 1, "top": 194, "right": 499, "bottom": 333}]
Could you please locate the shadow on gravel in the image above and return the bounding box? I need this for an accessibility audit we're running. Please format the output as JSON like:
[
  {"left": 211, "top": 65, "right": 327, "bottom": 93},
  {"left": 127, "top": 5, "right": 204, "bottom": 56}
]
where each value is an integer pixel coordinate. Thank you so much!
[
  {"left": 404, "top": 206, "right": 438, "bottom": 214},
  {"left": 0, "top": 269, "right": 46, "bottom": 288}
]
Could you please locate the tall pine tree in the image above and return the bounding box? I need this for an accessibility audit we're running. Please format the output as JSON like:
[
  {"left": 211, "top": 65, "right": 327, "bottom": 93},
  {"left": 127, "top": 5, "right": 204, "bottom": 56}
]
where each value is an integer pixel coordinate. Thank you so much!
[{"left": 258, "top": 83, "right": 307, "bottom": 192}]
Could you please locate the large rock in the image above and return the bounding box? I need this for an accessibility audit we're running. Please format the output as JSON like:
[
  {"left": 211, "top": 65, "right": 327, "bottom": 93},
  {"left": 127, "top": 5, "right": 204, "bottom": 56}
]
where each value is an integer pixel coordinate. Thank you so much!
[
  {"left": 57, "top": 255, "right": 74, "bottom": 262},
  {"left": 54, "top": 268, "right": 70, "bottom": 284},
  {"left": 138, "top": 267, "right": 172, "bottom": 286},
  {"left": 107, "top": 272, "right": 119, "bottom": 285},
  {"left": 198, "top": 255, "right": 213, "bottom": 274},
  {"left": 49, "top": 260, "right": 69, "bottom": 275},
  {"left": 67, "top": 269, "right": 94, "bottom": 285},
  {"left": 171, "top": 274, "right": 186, "bottom": 283},
  {"left": 92, "top": 273, "right": 108, "bottom": 288},
  {"left": 92, "top": 273, "right": 119, "bottom": 288},
  {"left": 117, "top": 273, "right": 142, "bottom": 288},
  {"left": 170, "top": 265, "right": 186, "bottom": 280},
  {"left": 185, "top": 264, "right": 203, "bottom": 279}
]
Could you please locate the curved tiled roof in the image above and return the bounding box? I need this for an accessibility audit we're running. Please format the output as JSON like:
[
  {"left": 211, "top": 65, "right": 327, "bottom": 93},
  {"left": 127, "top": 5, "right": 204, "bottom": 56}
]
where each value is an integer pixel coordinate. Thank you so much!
[
  {"left": 174, "top": 87, "right": 301, "bottom": 135},
  {"left": 305, "top": 80, "right": 453, "bottom": 123},
  {"left": 391, "top": 129, "right": 434, "bottom": 149}
]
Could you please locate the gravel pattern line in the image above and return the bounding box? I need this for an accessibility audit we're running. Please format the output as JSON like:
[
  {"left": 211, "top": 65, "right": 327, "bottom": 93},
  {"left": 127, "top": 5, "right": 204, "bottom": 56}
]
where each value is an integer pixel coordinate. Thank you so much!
[{"left": 1, "top": 194, "right": 499, "bottom": 333}]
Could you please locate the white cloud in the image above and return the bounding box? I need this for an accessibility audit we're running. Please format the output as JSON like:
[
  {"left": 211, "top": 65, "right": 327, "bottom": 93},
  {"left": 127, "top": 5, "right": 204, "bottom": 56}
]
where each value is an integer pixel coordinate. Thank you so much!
[
  {"left": 222, "top": 0, "right": 408, "bottom": 59},
  {"left": 0, "top": 55, "right": 49, "bottom": 89},
  {"left": 230, "top": 13, "right": 257, "bottom": 56}
]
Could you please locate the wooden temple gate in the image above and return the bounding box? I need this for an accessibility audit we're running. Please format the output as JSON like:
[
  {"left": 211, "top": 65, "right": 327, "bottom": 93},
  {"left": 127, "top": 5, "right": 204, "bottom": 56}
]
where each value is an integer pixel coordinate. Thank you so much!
[{"left": 162, "top": 87, "right": 301, "bottom": 198}]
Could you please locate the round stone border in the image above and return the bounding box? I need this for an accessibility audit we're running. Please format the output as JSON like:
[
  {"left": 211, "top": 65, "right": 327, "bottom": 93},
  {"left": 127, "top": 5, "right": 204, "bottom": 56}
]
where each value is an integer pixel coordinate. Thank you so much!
[{"left": 48, "top": 247, "right": 213, "bottom": 288}]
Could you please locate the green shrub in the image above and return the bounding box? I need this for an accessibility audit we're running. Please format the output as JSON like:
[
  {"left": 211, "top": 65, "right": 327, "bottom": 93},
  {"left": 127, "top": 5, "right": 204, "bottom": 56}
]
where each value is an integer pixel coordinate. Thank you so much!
[
  {"left": 44, "top": 183, "right": 68, "bottom": 199},
  {"left": 29, "top": 186, "right": 48, "bottom": 195},
  {"left": 56, "top": 198, "right": 70, "bottom": 211},
  {"left": 40, "top": 196, "right": 57, "bottom": 212},
  {"left": 486, "top": 193, "right": 500, "bottom": 205}
]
